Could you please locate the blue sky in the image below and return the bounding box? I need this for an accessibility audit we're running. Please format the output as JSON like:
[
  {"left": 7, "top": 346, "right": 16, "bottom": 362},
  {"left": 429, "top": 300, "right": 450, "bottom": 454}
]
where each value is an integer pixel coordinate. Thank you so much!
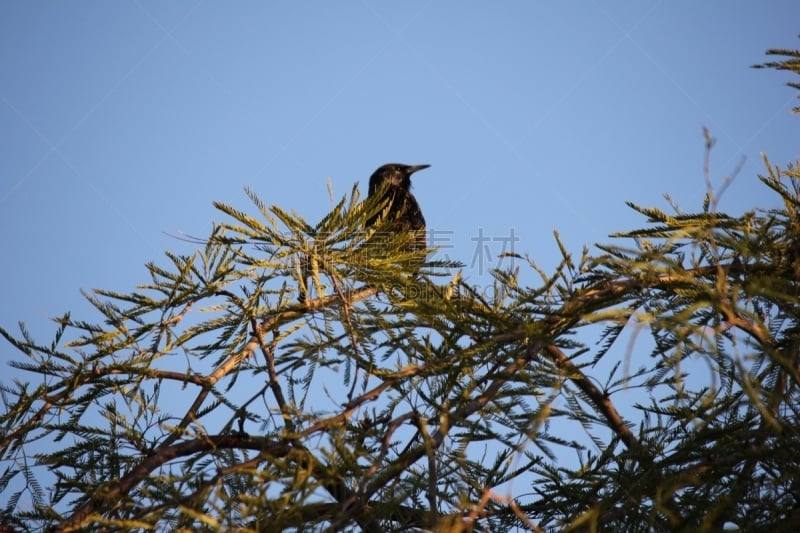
[{"left": 1, "top": 2, "right": 798, "bottom": 338}]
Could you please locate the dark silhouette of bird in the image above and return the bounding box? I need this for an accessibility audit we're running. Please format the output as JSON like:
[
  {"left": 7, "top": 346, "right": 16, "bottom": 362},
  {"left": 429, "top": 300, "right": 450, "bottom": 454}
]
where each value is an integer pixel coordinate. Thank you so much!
[
  {"left": 298, "top": 163, "right": 430, "bottom": 303},
  {"left": 366, "top": 163, "right": 429, "bottom": 251}
]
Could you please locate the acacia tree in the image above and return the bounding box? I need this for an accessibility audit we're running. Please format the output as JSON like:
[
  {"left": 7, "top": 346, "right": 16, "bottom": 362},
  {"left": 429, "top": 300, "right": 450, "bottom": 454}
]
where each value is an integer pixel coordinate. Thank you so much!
[{"left": 2, "top": 48, "right": 800, "bottom": 532}]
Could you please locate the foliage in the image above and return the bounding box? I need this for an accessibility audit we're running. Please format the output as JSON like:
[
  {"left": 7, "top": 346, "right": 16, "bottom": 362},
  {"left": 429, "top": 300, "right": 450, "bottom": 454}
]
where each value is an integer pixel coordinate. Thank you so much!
[
  {"left": 753, "top": 34, "right": 800, "bottom": 113},
  {"left": 2, "top": 46, "right": 800, "bottom": 532}
]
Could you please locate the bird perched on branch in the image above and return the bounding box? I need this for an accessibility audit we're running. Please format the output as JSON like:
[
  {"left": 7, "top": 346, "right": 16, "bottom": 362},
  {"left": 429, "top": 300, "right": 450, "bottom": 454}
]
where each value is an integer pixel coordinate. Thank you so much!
[
  {"left": 366, "top": 163, "right": 429, "bottom": 251},
  {"left": 298, "top": 163, "right": 430, "bottom": 303}
]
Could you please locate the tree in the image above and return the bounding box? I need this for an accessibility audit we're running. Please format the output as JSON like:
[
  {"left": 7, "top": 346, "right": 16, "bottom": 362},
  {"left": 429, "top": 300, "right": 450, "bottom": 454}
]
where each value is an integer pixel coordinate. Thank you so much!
[{"left": 1, "top": 46, "right": 800, "bottom": 533}]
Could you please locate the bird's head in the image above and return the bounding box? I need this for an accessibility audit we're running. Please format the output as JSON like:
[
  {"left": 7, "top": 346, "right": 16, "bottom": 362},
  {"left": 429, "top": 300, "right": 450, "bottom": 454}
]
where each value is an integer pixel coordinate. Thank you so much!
[{"left": 368, "top": 163, "right": 430, "bottom": 196}]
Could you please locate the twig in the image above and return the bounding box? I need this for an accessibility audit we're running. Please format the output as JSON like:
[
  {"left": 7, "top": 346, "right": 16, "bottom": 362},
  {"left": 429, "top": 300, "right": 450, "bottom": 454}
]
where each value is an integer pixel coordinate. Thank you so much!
[{"left": 252, "top": 318, "right": 294, "bottom": 433}]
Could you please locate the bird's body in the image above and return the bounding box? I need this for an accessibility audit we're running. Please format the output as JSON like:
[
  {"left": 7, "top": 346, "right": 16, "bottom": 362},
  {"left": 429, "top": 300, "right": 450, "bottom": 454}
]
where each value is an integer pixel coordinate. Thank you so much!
[
  {"left": 366, "top": 163, "right": 429, "bottom": 251},
  {"left": 298, "top": 163, "right": 429, "bottom": 303}
]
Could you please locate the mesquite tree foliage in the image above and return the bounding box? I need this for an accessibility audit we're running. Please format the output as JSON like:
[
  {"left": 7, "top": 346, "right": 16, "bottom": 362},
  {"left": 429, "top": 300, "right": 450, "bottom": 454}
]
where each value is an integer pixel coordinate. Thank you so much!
[{"left": 2, "top": 47, "right": 800, "bottom": 532}]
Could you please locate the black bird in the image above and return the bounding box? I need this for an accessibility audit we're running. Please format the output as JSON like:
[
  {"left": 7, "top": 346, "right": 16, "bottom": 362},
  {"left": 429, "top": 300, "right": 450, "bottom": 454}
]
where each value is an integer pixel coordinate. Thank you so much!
[
  {"left": 366, "top": 163, "right": 429, "bottom": 251},
  {"left": 298, "top": 163, "right": 430, "bottom": 303}
]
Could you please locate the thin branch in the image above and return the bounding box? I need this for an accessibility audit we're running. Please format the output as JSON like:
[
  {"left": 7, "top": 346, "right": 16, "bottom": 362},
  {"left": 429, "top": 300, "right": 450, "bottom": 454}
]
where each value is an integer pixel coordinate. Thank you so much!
[
  {"left": 63, "top": 435, "right": 291, "bottom": 529},
  {"left": 416, "top": 411, "right": 438, "bottom": 527},
  {"left": 544, "top": 344, "right": 640, "bottom": 451},
  {"left": 252, "top": 318, "right": 294, "bottom": 433}
]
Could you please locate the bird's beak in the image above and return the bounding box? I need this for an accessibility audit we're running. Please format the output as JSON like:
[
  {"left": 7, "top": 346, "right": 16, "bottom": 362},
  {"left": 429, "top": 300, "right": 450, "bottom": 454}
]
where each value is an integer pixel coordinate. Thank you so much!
[{"left": 407, "top": 164, "right": 431, "bottom": 175}]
